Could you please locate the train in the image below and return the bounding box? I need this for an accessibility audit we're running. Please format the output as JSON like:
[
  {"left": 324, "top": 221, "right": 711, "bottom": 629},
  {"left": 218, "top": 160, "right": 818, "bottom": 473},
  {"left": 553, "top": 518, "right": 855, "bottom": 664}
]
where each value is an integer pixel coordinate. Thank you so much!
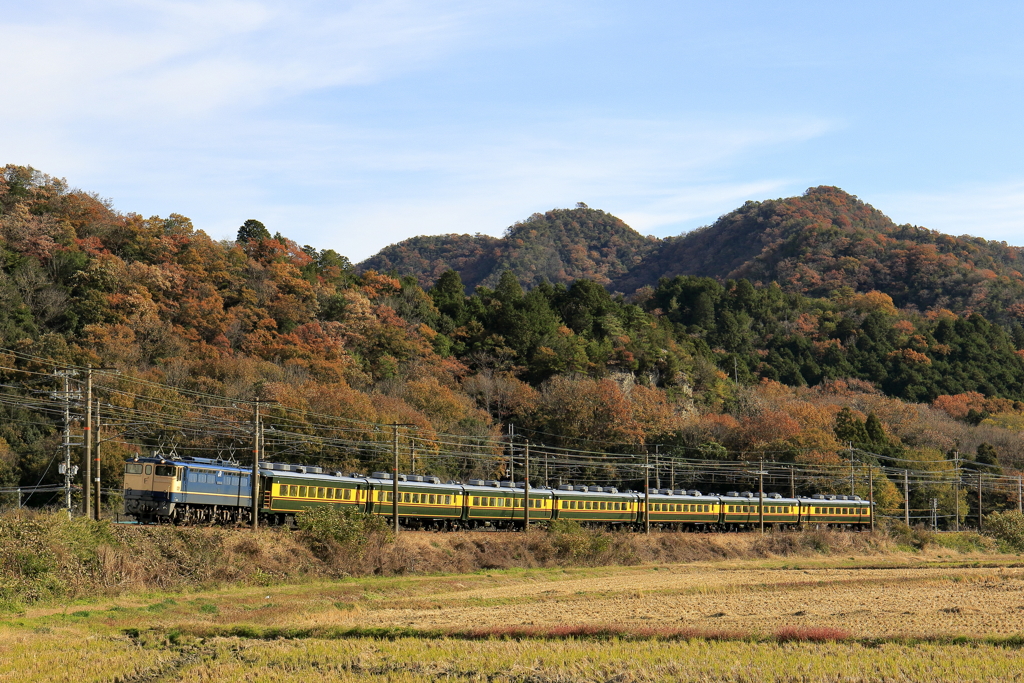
[{"left": 122, "top": 455, "right": 873, "bottom": 530}]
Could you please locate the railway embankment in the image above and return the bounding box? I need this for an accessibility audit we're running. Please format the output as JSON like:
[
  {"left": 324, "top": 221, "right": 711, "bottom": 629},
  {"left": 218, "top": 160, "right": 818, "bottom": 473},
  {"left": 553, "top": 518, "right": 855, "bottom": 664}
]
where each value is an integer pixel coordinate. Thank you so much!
[{"left": 1, "top": 508, "right": 1019, "bottom": 612}]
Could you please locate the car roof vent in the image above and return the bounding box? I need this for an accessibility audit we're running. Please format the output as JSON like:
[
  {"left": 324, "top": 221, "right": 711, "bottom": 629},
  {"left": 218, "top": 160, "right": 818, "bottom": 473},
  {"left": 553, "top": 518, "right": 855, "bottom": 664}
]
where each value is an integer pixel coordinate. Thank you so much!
[
  {"left": 688, "top": 490, "right": 702, "bottom": 496},
  {"left": 771, "top": 493, "right": 783, "bottom": 499},
  {"left": 606, "top": 487, "right": 618, "bottom": 494},
  {"left": 812, "top": 494, "right": 825, "bottom": 499},
  {"left": 486, "top": 480, "right": 500, "bottom": 487},
  {"left": 500, "top": 480, "right": 515, "bottom": 488},
  {"left": 558, "top": 484, "right": 574, "bottom": 491},
  {"left": 371, "top": 471, "right": 391, "bottom": 479},
  {"left": 726, "top": 491, "right": 740, "bottom": 497},
  {"left": 741, "top": 491, "right": 753, "bottom": 497},
  {"left": 851, "top": 495, "right": 862, "bottom": 500},
  {"left": 468, "top": 479, "right": 485, "bottom": 486},
  {"left": 430, "top": 477, "right": 442, "bottom": 484}
]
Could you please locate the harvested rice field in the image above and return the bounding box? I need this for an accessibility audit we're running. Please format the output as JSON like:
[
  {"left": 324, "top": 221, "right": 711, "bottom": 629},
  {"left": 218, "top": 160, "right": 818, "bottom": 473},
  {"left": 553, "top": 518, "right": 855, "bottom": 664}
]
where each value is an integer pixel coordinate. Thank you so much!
[{"left": 5, "top": 551, "right": 1024, "bottom": 682}]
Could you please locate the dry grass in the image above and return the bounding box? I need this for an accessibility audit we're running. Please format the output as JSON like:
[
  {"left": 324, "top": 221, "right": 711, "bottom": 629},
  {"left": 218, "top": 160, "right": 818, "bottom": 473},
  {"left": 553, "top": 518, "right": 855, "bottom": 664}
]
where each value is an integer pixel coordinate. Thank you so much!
[
  {"left": 6, "top": 558, "right": 1024, "bottom": 682},
  {"left": 167, "top": 636, "right": 1024, "bottom": 682}
]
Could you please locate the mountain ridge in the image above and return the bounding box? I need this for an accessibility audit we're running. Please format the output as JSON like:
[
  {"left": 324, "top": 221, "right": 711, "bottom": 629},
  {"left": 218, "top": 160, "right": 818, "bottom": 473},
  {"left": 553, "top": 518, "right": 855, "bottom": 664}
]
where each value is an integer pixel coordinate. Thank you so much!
[{"left": 358, "top": 187, "right": 1024, "bottom": 323}]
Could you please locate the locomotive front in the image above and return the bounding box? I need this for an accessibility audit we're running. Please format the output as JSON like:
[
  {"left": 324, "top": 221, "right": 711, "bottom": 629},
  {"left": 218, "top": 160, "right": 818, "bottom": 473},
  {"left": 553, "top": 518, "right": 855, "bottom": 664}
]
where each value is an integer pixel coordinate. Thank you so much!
[{"left": 123, "top": 457, "right": 183, "bottom": 522}]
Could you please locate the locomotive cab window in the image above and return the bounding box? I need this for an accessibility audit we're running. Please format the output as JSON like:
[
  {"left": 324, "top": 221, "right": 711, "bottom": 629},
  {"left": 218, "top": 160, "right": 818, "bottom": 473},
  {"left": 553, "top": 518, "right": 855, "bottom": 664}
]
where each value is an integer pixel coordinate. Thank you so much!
[{"left": 125, "top": 463, "right": 144, "bottom": 474}]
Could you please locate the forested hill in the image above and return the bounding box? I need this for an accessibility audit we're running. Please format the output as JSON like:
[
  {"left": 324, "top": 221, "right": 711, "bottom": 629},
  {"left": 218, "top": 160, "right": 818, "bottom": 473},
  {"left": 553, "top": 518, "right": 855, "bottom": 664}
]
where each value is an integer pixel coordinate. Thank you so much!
[
  {"left": 359, "top": 206, "right": 657, "bottom": 291},
  {"left": 360, "top": 187, "right": 1024, "bottom": 324}
]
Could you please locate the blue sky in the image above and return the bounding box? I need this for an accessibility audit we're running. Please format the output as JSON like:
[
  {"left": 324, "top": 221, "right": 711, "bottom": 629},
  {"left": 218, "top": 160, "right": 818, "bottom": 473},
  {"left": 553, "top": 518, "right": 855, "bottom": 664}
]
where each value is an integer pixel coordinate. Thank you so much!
[{"left": 3, "top": 0, "right": 1023, "bottom": 261}]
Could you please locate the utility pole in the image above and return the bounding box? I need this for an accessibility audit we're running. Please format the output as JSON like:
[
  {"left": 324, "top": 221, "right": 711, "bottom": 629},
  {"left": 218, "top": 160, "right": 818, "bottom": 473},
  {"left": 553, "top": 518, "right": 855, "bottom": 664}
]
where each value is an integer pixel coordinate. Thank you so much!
[
  {"left": 390, "top": 424, "right": 414, "bottom": 536},
  {"left": 644, "top": 453, "right": 650, "bottom": 534},
  {"left": 523, "top": 440, "right": 530, "bottom": 531},
  {"left": 904, "top": 470, "right": 910, "bottom": 526},
  {"left": 251, "top": 398, "right": 261, "bottom": 530},
  {"left": 670, "top": 449, "right": 675, "bottom": 491},
  {"left": 868, "top": 465, "right": 875, "bottom": 532},
  {"left": 954, "top": 451, "right": 960, "bottom": 532},
  {"left": 393, "top": 424, "right": 400, "bottom": 535},
  {"left": 1018, "top": 475, "right": 1022, "bottom": 514},
  {"left": 978, "top": 473, "right": 983, "bottom": 531},
  {"left": 655, "top": 445, "right": 660, "bottom": 489},
  {"left": 508, "top": 423, "right": 514, "bottom": 483},
  {"left": 53, "top": 369, "right": 79, "bottom": 519},
  {"left": 789, "top": 466, "right": 795, "bottom": 499},
  {"left": 544, "top": 452, "right": 549, "bottom": 488},
  {"left": 94, "top": 399, "right": 102, "bottom": 520},
  {"left": 849, "top": 442, "right": 855, "bottom": 496},
  {"left": 83, "top": 368, "right": 92, "bottom": 518},
  {"left": 758, "top": 458, "right": 764, "bottom": 534}
]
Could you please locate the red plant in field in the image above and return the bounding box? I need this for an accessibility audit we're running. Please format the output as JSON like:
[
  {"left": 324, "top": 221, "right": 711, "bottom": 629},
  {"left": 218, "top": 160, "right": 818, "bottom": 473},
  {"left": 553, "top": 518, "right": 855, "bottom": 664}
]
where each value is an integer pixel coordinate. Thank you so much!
[{"left": 774, "top": 626, "right": 851, "bottom": 642}]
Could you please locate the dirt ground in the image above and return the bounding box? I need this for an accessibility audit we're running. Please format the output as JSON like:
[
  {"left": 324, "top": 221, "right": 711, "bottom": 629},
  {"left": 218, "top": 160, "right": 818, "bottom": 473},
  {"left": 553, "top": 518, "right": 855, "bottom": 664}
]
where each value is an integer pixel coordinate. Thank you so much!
[{"left": 294, "top": 561, "right": 1024, "bottom": 638}]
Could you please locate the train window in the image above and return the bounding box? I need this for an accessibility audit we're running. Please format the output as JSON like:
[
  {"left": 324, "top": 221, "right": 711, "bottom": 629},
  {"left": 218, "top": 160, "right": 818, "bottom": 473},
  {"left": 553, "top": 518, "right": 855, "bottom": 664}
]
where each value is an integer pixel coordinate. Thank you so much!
[
  {"left": 344, "top": 489, "right": 352, "bottom": 500},
  {"left": 297, "top": 486, "right": 306, "bottom": 498},
  {"left": 125, "top": 463, "right": 143, "bottom": 474},
  {"left": 505, "top": 498, "right": 511, "bottom": 508},
  {"left": 154, "top": 465, "right": 173, "bottom": 477},
  {"left": 144, "top": 465, "right": 153, "bottom": 475},
  {"left": 325, "top": 489, "right": 333, "bottom": 500},
  {"left": 569, "top": 501, "right": 576, "bottom": 509},
  {"left": 316, "top": 488, "right": 323, "bottom": 498},
  {"left": 473, "top": 496, "right": 480, "bottom": 506},
  {"left": 411, "top": 493, "right": 418, "bottom": 504},
  {"left": 444, "top": 495, "right": 451, "bottom": 505}
]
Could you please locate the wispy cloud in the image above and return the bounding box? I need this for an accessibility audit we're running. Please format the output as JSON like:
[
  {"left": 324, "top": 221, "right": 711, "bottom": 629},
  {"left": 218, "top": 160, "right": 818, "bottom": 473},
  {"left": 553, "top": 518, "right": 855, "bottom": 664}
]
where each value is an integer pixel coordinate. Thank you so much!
[{"left": 0, "top": 0, "right": 502, "bottom": 122}]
